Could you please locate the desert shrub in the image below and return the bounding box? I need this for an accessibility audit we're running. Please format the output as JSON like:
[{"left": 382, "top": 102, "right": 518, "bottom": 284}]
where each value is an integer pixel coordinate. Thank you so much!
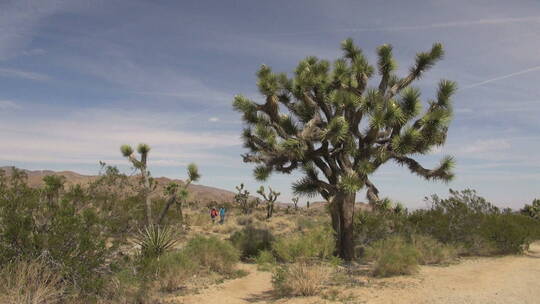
[
  {"left": 184, "top": 236, "right": 239, "bottom": 274},
  {"left": 410, "top": 234, "right": 457, "bottom": 265},
  {"left": 365, "top": 236, "right": 419, "bottom": 277},
  {"left": 272, "top": 262, "right": 332, "bottom": 297},
  {"left": 230, "top": 225, "right": 274, "bottom": 259},
  {"left": 273, "top": 226, "right": 335, "bottom": 263},
  {"left": 354, "top": 209, "right": 410, "bottom": 247},
  {"left": 45, "top": 202, "right": 109, "bottom": 296},
  {"left": 295, "top": 216, "right": 318, "bottom": 232},
  {"left": 0, "top": 171, "right": 111, "bottom": 297},
  {"left": 480, "top": 214, "right": 538, "bottom": 254},
  {"left": 0, "top": 258, "right": 66, "bottom": 304},
  {"left": 140, "top": 251, "right": 198, "bottom": 292},
  {"left": 255, "top": 249, "right": 276, "bottom": 271},
  {"left": 133, "top": 225, "right": 179, "bottom": 258},
  {"left": 409, "top": 189, "right": 540, "bottom": 256},
  {"left": 236, "top": 215, "right": 254, "bottom": 226}
]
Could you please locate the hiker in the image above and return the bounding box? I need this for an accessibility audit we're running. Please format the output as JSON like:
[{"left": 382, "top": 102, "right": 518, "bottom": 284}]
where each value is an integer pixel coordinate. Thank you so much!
[
  {"left": 219, "top": 207, "right": 226, "bottom": 224},
  {"left": 210, "top": 207, "right": 218, "bottom": 223}
]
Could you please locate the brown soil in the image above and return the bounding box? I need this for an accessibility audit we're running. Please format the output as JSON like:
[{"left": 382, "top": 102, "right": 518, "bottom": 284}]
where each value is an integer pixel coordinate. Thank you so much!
[{"left": 171, "top": 242, "right": 540, "bottom": 304}]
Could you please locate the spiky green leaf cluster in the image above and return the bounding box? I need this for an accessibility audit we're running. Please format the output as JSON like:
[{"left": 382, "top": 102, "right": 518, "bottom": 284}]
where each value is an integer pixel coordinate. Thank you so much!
[
  {"left": 233, "top": 38, "right": 457, "bottom": 205},
  {"left": 186, "top": 163, "right": 200, "bottom": 182},
  {"left": 133, "top": 225, "right": 179, "bottom": 258}
]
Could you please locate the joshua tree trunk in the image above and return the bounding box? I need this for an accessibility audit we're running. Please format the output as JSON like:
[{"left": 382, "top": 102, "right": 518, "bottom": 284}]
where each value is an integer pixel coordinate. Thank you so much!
[
  {"left": 330, "top": 191, "right": 356, "bottom": 261},
  {"left": 158, "top": 194, "right": 176, "bottom": 225},
  {"left": 142, "top": 171, "right": 153, "bottom": 226},
  {"left": 266, "top": 202, "right": 274, "bottom": 219}
]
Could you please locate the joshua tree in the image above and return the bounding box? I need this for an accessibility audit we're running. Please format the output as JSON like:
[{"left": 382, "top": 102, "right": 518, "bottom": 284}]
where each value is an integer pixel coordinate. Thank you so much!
[
  {"left": 233, "top": 38, "right": 456, "bottom": 260},
  {"left": 42, "top": 175, "right": 65, "bottom": 206},
  {"left": 234, "top": 183, "right": 258, "bottom": 214},
  {"left": 121, "top": 143, "right": 154, "bottom": 226},
  {"left": 521, "top": 199, "right": 540, "bottom": 220},
  {"left": 257, "top": 186, "right": 280, "bottom": 219},
  {"left": 158, "top": 163, "right": 200, "bottom": 225},
  {"left": 292, "top": 197, "right": 299, "bottom": 210}
]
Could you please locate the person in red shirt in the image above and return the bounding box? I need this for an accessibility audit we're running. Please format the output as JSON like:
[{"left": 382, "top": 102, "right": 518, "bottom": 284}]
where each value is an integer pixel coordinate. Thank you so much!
[{"left": 210, "top": 207, "right": 218, "bottom": 224}]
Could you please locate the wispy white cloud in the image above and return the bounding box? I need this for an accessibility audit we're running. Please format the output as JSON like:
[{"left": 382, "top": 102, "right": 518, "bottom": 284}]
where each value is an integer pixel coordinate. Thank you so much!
[
  {"left": 0, "top": 107, "right": 241, "bottom": 167},
  {"left": 0, "top": 0, "right": 79, "bottom": 60},
  {"left": 0, "top": 99, "right": 21, "bottom": 110},
  {"left": 460, "top": 139, "right": 511, "bottom": 154},
  {"left": 462, "top": 65, "right": 540, "bottom": 89},
  {"left": 0, "top": 67, "right": 50, "bottom": 81},
  {"left": 269, "top": 16, "right": 540, "bottom": 36},
  {"left": 64, "top": 53, "right": 230, "bottom": 104}
]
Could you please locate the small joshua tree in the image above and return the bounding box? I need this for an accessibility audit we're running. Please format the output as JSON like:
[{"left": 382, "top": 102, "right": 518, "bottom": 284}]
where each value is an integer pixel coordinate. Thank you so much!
[
  {"left": 235, "top": 183, "right": 258, "bottom": 214},
  {"left": 158, "top": 163, "right": 200, "bottom": 225},
  {"left": 257, "top": 186, "right": 280, "bottom": 219},
  {"left": 521, "top": 199, "right": 540, "bottom": 220},
  {"left": 233, "top": 38, "right": 456, "bottom": 260},
  {"left": 292, "top": 197, "right": 299, "bottom": 210},
  {"left": 42, "top": 175, "right": 65, "bottom": 207},
  {"left": 121, "top": 143, "right": 154, "bottom": 225}
]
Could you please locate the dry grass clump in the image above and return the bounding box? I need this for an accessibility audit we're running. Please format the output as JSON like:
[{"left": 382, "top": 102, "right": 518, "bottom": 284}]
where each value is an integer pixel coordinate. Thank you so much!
[
  {"left": 272, "top": 262, "right": 333, "bottom": 296},
  {"left": 272, "top": 226, "right": 335, "bottom": 263},
  {"left": 184, "top": 236, "right": 240, "bottom": 274},
  {"left": 211, "top": 221, "right": 239, "bottom": 234},
  {"left": 0, "top": 259, "right": 66, "bottom": 304},
  {"left": 411, "top": 234, "right": 458, "bottom": 265},
  {"left": 185, "top": 212, "right": 210, "bottom": 227},
  {"left": 236, "top": 214, "right": 254, "bottom": 226},
  {"left": 365, "top": 236, "right": 419, "bottom": 277}
]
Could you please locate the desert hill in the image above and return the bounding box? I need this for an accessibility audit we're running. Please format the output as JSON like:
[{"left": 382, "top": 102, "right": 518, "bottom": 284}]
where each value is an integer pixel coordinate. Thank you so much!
[
  {"left": 1, "top": 166, "right": 372, "bottom": 209},
  {"left": 1, "top": 166, "right": 238, "bottom": 205}
]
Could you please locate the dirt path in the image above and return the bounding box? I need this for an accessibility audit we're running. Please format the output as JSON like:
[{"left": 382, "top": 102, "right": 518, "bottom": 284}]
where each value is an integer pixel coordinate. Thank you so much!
[
  {"left": 172, "top": 242, "right": 540, "bottom": 304},
  {"left": 171, "top": 263, "right": 273, "bottom": 304}
]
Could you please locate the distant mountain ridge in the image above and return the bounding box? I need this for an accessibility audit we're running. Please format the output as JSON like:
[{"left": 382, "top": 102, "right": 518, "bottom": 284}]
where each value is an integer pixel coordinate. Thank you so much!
[
  {"left": 0, "top": 166, "right": 238, "bottom": 204},
  {"left": 1, "top": 166, "right": 371, "bottom": 209}
]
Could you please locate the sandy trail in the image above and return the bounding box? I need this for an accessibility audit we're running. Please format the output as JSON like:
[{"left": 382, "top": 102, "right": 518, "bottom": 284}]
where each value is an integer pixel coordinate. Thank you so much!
[{"left": 172, "top": 242, "right": 540, "bottom": 304}]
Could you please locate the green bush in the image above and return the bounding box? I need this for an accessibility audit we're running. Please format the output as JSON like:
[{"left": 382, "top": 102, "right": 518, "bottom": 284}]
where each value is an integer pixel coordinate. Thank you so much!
[
  {"left": 481, "top": 214, "right": 538, "bottom": 254},
  {"left": 0, "top": 171, "right": 111, "bottom": 297},
  {"left": 184, "top": 236, "right": 239, "bottom": 274},
  {"left": 365, "top": 236, "right": 419, "bottom": 277},
  {"left": 139, "top": 251, "right": 199, "bottom": 292},
  {"left": 230, "top": 225, "right": 274, "bottom": 259},
  {"left": 45, "top": 202, "right": 109, "bottom": 295},
  {"left": 410, "top": 234, "right": 457, "bottom": 265},
  {"left": 408, "top": 189, "right": 540, "bottom": 256},
  {"left": 354, "top": 209, "right": 409, "bottom": 247},
  {"left": 273, "top": 226, "right": 335, "bottom": 263},
  {"left": 255, "top": 249, "right": 276, "bottom": 271}
]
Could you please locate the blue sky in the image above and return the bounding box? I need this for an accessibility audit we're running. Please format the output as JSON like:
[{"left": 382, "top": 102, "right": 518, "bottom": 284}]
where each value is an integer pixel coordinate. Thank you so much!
[{"left": 1, "top": 0, "right": 539, "bottom": 208}]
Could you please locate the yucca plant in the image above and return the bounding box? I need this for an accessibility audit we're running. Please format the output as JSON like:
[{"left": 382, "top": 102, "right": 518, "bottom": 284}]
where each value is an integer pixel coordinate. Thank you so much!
[{"left": 133, "top": 225, "right": 179, "bottom": 258}]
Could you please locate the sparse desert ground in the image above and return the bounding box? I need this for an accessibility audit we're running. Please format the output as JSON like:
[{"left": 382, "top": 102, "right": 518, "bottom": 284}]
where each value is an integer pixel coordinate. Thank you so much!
[{"left": 171, "top": 242, "right": 540, "bottom": 304}]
